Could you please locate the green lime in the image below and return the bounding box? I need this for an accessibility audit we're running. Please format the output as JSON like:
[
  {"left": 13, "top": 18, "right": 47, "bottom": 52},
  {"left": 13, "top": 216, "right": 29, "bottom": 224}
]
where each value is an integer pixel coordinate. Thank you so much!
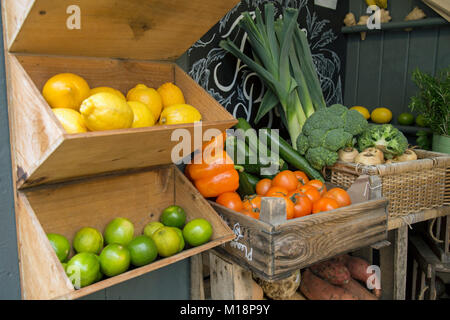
[
  {"left": 99, "top": 243, "right": 131, "bottom": 277},
  {"left": 47, "top": 233, "right": 71, "bottom": 262},
  {"left": 66, "top": 252, "right": 100, "bottom": 289},
  {"left": 94, "top": 255, "right": 103, "bottom": 282},
  {"left": 62, "top": 262, "right": 68, "bottom": 272},
  {"left": 128, "top": 235, "right": 158, "bottom": 267},
  {"left": 73, "top": 227, "right": 104, "bottom": 254},
  {"left": 104, "top": 217, "right": 134, "bottom": 246},
  {"left": 397, "top": 113, "right": 415, "bottom": 126},
  {"left": 416, "top": 114, "right": 428, "bottom": 127},
  {"left": 183, "top": 219, "right": 213, "bottom": 247},
  {"left": 143, "top": 221, "right": 164, "bottom": 238},
  {"left": 152, "top": 226, "right": 181, "bottom": 257},
  {"left": 160, "top": 205, "right": 186, "bottom": 228},
  {"left": 170, "top": 227, "right": 185, "bottom": 252}
]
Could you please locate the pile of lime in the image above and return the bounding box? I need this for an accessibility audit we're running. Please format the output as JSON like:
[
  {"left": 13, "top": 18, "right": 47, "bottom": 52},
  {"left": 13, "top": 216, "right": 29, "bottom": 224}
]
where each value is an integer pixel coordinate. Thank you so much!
[{"left": 47, "top": 205, "right": 213, "bottom": 289}]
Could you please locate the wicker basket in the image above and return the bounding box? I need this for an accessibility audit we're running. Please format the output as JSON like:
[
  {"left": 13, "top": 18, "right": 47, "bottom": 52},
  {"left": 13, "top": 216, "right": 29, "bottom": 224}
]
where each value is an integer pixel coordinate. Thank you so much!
[{"left": 326, "top": 150, "right": 450, "bottom": 217}]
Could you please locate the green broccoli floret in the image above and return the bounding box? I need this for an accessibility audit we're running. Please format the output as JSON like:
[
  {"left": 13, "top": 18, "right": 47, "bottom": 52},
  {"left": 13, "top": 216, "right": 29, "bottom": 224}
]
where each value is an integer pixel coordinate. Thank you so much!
[
  {"left": 296, "top": 104, "right": 369, "bottom": 170},
  {"left": 357, "top": 124, "right": 408, "bottom": 159},
  {"left": 324, "top": 128, "right": 353, "bottom": 152},
  {"left": 302, "top": 109, "right": 344, "bottom": 136},
  {"left": 297, "top": 133, "right": 309, "bottom": 155},
  {"left": 306, "top": 147, "right": 339, "bottom": 170},
  {"left": 344, "top": 110, "right": 369, "bottom": 136},
  {"left": 327, "top": 104, "right": 348, "bottom": 117}
]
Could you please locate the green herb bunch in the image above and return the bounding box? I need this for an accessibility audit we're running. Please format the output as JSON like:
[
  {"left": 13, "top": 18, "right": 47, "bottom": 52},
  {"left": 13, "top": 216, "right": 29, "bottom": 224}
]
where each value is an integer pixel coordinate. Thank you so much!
[{"left": 409, "top": 67, "right": 449, "bottom": 137}]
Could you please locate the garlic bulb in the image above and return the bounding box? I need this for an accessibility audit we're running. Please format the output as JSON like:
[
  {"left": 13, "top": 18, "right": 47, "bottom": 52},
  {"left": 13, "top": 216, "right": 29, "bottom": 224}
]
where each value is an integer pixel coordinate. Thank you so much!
[{"left": 344, "top": 13, "right": 357, "bottom": 27}]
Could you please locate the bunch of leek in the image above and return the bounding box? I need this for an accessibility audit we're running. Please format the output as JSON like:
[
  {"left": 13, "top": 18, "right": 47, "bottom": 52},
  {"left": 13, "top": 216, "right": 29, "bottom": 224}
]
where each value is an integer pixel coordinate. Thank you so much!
[{"left": 219, "top": 3, "right": 326, "bottom": 149}]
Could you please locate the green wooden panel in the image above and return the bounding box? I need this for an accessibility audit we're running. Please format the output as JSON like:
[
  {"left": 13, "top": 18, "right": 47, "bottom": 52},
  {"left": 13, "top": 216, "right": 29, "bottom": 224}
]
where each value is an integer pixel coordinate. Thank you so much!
[
  {"left": 344, "top": 0, "right": 450, "bottom": 126},
  {"left": 436, "top": 27, "right": 450, "bottom": 70},
  {"left": 356, "top": 32, "right": 384, "bottom": 107}
]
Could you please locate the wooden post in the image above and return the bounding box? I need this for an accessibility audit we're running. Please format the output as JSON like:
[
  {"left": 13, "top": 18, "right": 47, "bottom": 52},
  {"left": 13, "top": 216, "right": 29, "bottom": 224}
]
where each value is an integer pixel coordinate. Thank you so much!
[
  {"left": 209, "top": 251, "right": 255, "bottom": 300},
  {"left": 259, "top": 197, "right": 286, "bottom": 226},
  {"left": 190, "top": 254, "right": 205, "bottom": 300},
  {"left": 393, "top": 226, "right": 408, "bottom": 300},
  {"left": 379, "top": 226, "right": 408, "bottom": 300}
]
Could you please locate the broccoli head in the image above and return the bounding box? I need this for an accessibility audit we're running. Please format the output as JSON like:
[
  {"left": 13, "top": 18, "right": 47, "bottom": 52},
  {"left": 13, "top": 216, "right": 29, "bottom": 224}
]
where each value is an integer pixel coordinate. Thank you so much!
[
  {"left": 306, "top": 147, "right": 339, "bottom": 170},
  {"left": 296, "top": 105, "right": 368, "bottom": 170},
  {"left": 357, "top": 124, "right": 408, "bottom": 159}
]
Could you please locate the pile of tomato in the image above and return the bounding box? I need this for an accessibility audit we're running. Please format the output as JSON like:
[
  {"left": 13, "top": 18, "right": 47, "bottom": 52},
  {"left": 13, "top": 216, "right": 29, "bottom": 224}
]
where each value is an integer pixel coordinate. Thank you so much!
[{"left": 216, "top": 170, "right": 352, "bottom": 220}]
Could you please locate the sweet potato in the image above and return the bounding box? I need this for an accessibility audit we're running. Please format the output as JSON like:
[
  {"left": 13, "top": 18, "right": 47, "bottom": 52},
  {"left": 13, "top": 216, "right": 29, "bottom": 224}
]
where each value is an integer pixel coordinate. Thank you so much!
[
  {"left": 300, "top": 269, "right": 359, "bottom": 300},
  {"left": 337, "top": 254, "right": 382, "bottom": 298},
  {"left": 339, "top": 278, "right": 378, "bottom": 300},
  {"left": 309, "top": 259, "right": 351, "bottom": 285}
]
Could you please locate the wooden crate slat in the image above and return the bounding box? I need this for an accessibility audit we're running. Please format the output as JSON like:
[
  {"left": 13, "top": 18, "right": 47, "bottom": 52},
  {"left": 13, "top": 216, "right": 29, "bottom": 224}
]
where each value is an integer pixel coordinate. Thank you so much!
[{"left": 6, "top": 0, "right": 241, "bottom": 61}]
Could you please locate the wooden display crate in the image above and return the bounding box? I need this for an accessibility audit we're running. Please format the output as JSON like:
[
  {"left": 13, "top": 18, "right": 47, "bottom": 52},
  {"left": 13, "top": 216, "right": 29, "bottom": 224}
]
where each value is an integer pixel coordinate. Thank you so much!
[
  {"left": 2, "top": 0, "right": 239, "bottom": 188},
  {"left": 210, "top": 176, "right": 389, "bottom": 280},
  {"left": 16, "top": 165, "right": 235, "bottom": 300}
]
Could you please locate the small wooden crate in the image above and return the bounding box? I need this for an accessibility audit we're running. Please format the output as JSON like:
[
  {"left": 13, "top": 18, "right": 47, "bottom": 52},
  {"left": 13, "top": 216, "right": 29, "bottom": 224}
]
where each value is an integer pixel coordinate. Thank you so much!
[
  {"left": 16, "top": 165, "right": 235, "bottom": 300},
  {"left": 327, "top": 150, "right": 450, "bottom": 217},
  {"left": 210, "top": 176, "right": 389, "bottom": 280},
  {"left": 2, "top": 0, "right": 239, "bottom": 188}
]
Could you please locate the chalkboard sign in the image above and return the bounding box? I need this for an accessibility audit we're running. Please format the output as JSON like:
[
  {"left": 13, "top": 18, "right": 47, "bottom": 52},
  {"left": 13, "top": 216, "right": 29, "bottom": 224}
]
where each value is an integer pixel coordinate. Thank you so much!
[{"left": 187, "top": 0, "right": 349, "bottom": 132}]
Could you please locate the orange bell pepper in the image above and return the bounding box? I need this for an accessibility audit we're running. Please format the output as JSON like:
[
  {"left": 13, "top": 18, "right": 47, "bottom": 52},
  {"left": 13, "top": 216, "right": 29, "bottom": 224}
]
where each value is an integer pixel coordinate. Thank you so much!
[{"left": 185, "top": 145, "right": 239, "bottom": 198}]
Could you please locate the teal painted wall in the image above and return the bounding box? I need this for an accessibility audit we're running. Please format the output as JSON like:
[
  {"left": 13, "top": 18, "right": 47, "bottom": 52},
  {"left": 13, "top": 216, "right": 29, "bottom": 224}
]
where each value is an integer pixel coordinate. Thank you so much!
[
  {"left": 0, "top": 7, "right": 21, "bottom": 301},
  {"left": 344, "top": 0, "right": 450, "bottom": 123}
]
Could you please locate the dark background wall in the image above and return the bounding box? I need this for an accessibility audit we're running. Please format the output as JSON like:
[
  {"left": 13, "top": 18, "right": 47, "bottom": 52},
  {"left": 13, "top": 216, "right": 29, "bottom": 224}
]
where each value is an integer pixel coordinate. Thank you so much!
[{"left": 344, "top": 0, "right": 450, "bottom": 122}]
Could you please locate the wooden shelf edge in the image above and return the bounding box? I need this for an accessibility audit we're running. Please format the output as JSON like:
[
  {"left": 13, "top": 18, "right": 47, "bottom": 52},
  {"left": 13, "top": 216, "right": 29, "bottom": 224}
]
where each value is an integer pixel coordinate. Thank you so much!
[
  {"left": 388, "top": 206, "right": 450, "bottom": 230},
  {"left": 341, "top": 17, "right": 448, "bottom": 34}
]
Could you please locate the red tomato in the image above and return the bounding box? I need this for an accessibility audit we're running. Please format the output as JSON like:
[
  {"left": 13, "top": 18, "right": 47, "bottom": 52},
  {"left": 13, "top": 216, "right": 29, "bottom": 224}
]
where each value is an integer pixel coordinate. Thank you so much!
[
  {"left": 312, "top": 197, "right": 340, "bottom": 214},
  {"left": 287, "top": 191, "right": 312, "bottom": 218},
  {"left": 272, "top": 170, "right": 298, "bottom": 192},
  {"left": 241, "top": 208, "right": 259, "bottom": 219},
  {"left": 256, "top": 179, "right": 272, "bottom": 196},
  {"left": 242, "top": 195, "right": 261, "bottom": 213},
  {"left": 306, "top": 180, "right": 327, "bottom": 197},
  {"left": 216, "top": 192, "right": 243, "bottom": 212},
  {"left": 265, "top": 186, "right": 289, "bottom": 198},
  {"left": 283, "top": 196, "right": 295, "bottom": 220},
  {"left": 298, "top": 185, "right": 321, "bottom": 203},
  {"left": 323, "top": 188, "right": 352, "bottom": 208},
  {"left": 294, "top": 171, "right": 309, "bottom": 186}
]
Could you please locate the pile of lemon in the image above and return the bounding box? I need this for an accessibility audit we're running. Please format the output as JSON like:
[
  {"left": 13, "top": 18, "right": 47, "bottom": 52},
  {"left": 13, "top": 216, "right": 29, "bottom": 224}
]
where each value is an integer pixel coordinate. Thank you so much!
[{"left": 42, "top": 73, "right": 202, "bottom": 134}]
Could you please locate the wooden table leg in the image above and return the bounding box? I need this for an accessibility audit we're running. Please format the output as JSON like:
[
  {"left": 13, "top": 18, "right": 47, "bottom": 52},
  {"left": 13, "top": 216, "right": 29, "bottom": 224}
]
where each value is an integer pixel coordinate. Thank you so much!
[
  {"left": 190, "top": 254, "right": 205, "bottom": 300},
  {"left": 209, "top": 251, "right": 254, "bottom": 300},
  {"left": 393, "top": 225, "right": 408, "bottom": 300},
  {"left": 379, "top": 225, "right": 408, "bottom": 300}
]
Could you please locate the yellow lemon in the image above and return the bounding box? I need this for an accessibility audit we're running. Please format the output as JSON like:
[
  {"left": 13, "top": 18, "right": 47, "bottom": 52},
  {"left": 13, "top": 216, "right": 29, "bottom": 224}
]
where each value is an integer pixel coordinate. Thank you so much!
[
  {"left": 43, "top": 73, "right": 90, "bottom": 110},
  {"left": 80, "top": 92, "right": 134, "bottom": 131},
  {"left": 127, "top": 84, "right": 162, "bottom": 120},
  {"left": 350, "top": 106, "right": 371, "bottom": 120},
  {"left": 159, "top": 104, "right": 202, "bottom": 125},
  {"left": 52, "top": 108, "right": 87, "bottom": 134},
  {"left": 157, "top": 82, "right": 186, "bottom": 109},
  {"left": 90, "top": 87, "right": 126, "bottom": 101},
  {"left": 128, "top": 101, "right": 156, "bottom": 128},
  {"left": 371, "top": 107, "right": 392, "bottom": 124}
]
